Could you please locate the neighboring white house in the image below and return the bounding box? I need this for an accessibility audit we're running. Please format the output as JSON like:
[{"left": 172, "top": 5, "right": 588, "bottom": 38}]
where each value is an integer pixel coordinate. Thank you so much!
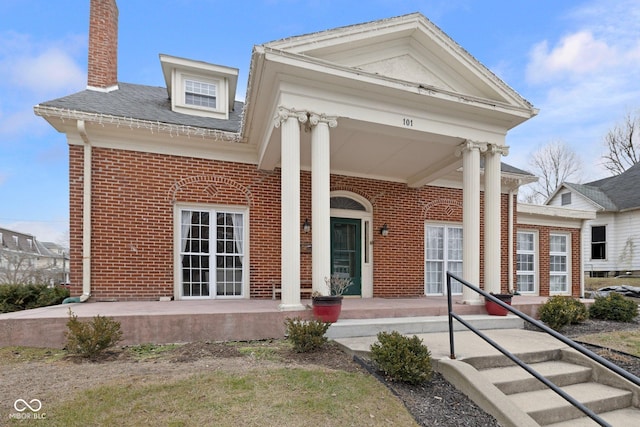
[
  {"left": 0, "top": 227, "right": 69, "bottom": 285},
  {"left": 546, "top": 162, "right": 640, "bottom": 277}
]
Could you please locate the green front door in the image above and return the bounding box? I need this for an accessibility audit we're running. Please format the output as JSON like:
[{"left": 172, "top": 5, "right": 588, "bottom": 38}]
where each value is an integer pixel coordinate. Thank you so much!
[{"left": 330, "top": 217, "right": 361, "bottom": 296}]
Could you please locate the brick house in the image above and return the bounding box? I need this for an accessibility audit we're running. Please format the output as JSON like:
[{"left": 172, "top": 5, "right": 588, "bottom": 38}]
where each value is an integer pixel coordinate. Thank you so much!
[{"left": 35, "top": 0, "right": 586, "bottom": 307}]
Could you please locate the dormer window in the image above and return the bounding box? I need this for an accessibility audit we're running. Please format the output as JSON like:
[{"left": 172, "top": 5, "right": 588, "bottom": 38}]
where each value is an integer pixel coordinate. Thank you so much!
[
  {"left": 185, "top": 79, "right": 217, "bottom": 109},
  {"left": 160, "top": 54, "right": 238, "bottom": 120}
]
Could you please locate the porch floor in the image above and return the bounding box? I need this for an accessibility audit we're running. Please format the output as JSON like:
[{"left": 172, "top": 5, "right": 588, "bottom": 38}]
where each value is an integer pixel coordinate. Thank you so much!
[{"left": 0, "top": 295, "right": 550, "bottom": 348}]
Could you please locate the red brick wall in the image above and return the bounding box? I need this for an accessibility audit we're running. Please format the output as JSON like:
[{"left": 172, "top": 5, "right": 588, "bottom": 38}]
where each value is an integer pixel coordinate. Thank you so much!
[
  {"left": 516, "top": 225, "right": 581, "bottom": 297},
  {"left": 69, "top": 145, "right": 517, "bottom": 300}
]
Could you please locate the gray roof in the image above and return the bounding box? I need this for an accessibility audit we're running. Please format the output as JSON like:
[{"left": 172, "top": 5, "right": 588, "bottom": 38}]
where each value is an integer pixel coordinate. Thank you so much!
[
  {"left": 39, "top": 82, "right": 244, "bottom": 133},
  {"left": 39, "top": 83, "right": 534, "bottom": 178},
  {"left": 565, "top": 162, "right": 640, "bottom": 211}
]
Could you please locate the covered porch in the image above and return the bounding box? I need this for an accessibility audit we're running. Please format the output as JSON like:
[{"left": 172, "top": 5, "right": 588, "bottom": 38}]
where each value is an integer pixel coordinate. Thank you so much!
[
  {"left": 243, "top": 14, "right": 537, "bottom": 310},
  {"left": 0, "top": 296, "right": 549, "bottom": 348}
]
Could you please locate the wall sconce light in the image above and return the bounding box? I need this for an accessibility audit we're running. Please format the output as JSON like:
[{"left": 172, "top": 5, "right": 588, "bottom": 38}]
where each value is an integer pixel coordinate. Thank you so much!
[
  {"left": 380, "top": 223, "right": 389, "bottom": 237},
  {"left": 303, "top": 218, "right": 311, "bottom": 233}
]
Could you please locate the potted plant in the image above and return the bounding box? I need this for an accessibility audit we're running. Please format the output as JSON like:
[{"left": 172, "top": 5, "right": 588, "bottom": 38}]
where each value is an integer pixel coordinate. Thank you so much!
[
  {"left": 484, "top": 291, "right": 515, "bottom": 316},
  {"left": 311, "top": 274, "right": 352, "bottom": 323}
]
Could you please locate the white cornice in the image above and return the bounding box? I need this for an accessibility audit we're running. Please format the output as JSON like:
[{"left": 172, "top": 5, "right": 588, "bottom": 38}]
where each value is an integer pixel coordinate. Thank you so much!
[{"left": 34, "top": 105, "right": 242, "bottom": 143}]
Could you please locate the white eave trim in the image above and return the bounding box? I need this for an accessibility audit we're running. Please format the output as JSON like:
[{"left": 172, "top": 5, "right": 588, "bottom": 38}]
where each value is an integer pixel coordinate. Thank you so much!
[
  {"left": 34, "top": 105, "right": 242, "bottom": 143},
  {"left": 518, "top": 203, "right": 596, "bottom": 220}
]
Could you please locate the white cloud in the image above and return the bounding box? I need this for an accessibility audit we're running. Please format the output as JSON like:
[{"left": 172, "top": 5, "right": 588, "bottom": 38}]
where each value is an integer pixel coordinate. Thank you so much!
[
  {"left": 10, "top": 47, "right": 85, "bottom": 95},
  {"left": 526, "top": 31, "right": 616, "bottom": 84}
]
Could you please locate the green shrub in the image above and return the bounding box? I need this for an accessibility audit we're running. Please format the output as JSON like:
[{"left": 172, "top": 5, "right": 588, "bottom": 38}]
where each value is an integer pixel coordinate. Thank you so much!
[
  {"left": 0, "top": 284, "right": 69, "bottom": 313},
  {"left": 284, "top": 317, "right": 330, "bottom": 352},
  {"left": 370, "top": 331, "right": 432, "bottom": 385},
  {"left": 538, "top": 296, "right": 588, "bottom": 331},
  {"left": 589, "top": 293, "right": 638, "bottom": 322},
  {"left": 65, "top": 309, "right": 123, "bottom": 359}
]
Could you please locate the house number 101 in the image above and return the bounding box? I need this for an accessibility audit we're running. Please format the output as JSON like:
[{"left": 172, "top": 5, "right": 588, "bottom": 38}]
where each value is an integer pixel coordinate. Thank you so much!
[{"left": 403, "top": 118, "right": 413, "bottom": 127}]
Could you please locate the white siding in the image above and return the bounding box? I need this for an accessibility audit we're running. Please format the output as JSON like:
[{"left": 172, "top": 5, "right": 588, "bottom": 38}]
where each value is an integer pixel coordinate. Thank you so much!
[
  {"left": 548, "top": 189, "right": 598, "bottom": 211},
  {"left": 583, "top": 210, "right": 640, "bottom": 273}
]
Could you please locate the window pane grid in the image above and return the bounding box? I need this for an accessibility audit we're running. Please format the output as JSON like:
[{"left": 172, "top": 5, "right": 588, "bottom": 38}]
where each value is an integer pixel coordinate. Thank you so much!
[
  {"left": 516, "top": 232, "right": 536, "bottom": 293},
  {"left": 550, "top": 234, "right": 568, "bottom": 293},
  {"left": 425, "top": 225, "right": 462, "bottom": 295},
  {"left": 185, "top": 79, "right": 217, "bottom": 108},
  {"left": 180, "top": 209, "right": 244, "bottom": 298}
]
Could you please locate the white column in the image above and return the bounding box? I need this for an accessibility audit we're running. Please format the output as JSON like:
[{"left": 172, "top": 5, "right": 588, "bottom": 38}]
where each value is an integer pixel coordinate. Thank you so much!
[
  {"left": 310, "top": 113, "right": 337, "bottom": 295},
  {"left": 457, "top": 140, "right": 486, "bottom": 304},
  {"left": 484, "top": 144, "right": 508, "bottom": 295},
  {"left": 274, "top": 107, "right": 307, "bottom": 311}
]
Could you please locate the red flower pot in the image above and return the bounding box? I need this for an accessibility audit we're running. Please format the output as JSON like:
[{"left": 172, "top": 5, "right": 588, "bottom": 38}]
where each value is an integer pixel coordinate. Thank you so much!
[
  {"left": 485, "top": 294, "right": 512, "bottom": 316},
  {"left": 312, "top": 296, "right": 343, "bottom": 323}
]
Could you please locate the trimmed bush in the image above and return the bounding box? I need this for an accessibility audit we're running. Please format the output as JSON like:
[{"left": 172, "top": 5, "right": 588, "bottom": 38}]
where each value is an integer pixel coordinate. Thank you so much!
[
  {"left": 284, "top": 317, "right": 330, "bottom": 352},
  {"left": 370, "top": 331, "right": 432, "bottom": 385},
  {"left": 589, "top": 292, "right": 638, "bottom": 322},
  {"left": 65, "top": 309, "right": 123, "bottom": 359},
  {"left": 538, "top": 296, "right": 588, "bottom": 331},
  {"left": 0, "top": 284, "right": 69, "bottom": 313}
]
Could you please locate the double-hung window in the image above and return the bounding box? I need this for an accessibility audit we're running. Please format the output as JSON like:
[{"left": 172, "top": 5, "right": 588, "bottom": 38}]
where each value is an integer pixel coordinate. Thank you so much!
[
  {"left": 184, "top": 79, "right": 217, "bottom": 109},
  {"left": 425, "top": 225, "right": 463, "bottom": 295},
  {"left": 179, "top": 207, "right": 246, "bottom": 298},
  {"left": 591, "top": 225, "right": 606, "bottom": 260},
  {"left": 549, "top": 233, "right": 569, "bottom": 294},
  {"left": 516, "top": 231, "right": 536, "bottom": 293}
]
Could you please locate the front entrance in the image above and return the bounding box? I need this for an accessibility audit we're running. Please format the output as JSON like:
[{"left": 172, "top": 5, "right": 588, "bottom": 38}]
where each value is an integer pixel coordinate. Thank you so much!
[{"left": 330, "top": 217, "right": 362, "bottom": 296}]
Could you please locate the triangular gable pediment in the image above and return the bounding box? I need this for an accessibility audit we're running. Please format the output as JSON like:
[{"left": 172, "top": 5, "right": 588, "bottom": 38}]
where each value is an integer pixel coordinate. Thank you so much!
[{"left": 262, "top": 13, "right": 532, "bottom": 109}]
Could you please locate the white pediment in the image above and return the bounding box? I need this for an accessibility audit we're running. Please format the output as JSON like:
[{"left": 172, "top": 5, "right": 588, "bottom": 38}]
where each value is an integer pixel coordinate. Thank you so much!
[
  {"left": 356, "top": 54, "right": 455, "bottom": 92},
  {"left": 263, "top": 13, "right": 532, "bottom": 109}
]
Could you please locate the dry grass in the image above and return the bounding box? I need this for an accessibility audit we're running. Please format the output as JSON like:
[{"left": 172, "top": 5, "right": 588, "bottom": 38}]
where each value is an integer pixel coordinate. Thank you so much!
[
  {"left": 585, "top": 277, "right": 640, "bottom": 291},
  {"left": 575, "top": 330, "right": 640, "bottom": 357},
  {"left": 37, "top": 368, "right": 415, "bottom": 427},
  {"left": 3, "top": 341, "right": 418, "bottom": 427}
]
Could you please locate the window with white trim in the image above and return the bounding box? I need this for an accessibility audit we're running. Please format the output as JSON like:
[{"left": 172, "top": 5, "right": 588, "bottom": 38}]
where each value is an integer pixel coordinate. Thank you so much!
[
  {"left": 591, "top": 225, "right": 606, "bottom": 260},
  {"left": 550, "top": 233, "right": 569, "bottom": 294},
  {"left": 425, "top": 225, "right": 463, "bottom": 295},
  {"left": 179, "top": 207, "right": 246, "bottom": 298},
  {"left": 516, "top": 231, "right": 536, "bottom": 293},
  {"left": 184, "top": 79, "right": 217, "bottom": 109}
]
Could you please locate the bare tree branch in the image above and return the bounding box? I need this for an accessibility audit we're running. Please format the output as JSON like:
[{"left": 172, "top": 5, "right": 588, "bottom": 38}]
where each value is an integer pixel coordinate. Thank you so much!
[
  {"left": 522, "top": 140, "right": 583, "bottom": 204},
  {"left": 602, "top": 110, "right": 640, "bottom": 175}
]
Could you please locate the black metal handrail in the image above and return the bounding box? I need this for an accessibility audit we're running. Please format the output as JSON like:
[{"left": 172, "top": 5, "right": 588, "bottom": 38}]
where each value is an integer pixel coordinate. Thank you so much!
[{"left": 446, "top": 272, "right": 640, "bottom": 427}]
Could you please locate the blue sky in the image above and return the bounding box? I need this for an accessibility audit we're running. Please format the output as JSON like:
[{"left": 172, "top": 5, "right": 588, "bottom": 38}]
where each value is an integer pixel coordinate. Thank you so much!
[{"left": 1, "top": 0, "right": 639, "bottom": 245}]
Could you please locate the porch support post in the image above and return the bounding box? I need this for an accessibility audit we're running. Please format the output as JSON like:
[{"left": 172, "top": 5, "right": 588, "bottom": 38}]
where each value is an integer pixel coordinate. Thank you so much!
[
  {"left": 484, "top": 144, "right": 508, "bottom": 294},
  {"left": 457, "top": 140, "right": 486, "bottom": 304},
  {"left": 310, "top": 113, "right": 337, "bottom": 295},
  {"left": 274, "top": 107, "right": 307, "bottom": 311}
]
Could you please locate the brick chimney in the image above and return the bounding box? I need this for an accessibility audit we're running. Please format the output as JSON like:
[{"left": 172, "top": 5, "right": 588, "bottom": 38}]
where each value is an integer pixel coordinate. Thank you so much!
[{"left": 87, "top": 0, "right": 119, "bottom": 91}]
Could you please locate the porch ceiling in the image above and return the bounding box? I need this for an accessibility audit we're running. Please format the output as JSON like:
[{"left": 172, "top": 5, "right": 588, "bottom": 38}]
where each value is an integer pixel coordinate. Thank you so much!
[{"left": 295, "top": 117, "right": 462, "bottom": 185}]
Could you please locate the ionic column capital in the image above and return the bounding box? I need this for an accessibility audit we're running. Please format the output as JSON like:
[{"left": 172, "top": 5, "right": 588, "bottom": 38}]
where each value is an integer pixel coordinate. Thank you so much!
[
  {"left": 455, "top": 140, "right": 488, "bottom": 157},
  {"left": 309, "top": 113, "right": 338, "bottom": 129},
  {"left": 274, "top": 107, "right": 308, "bottom": 128},
  {"left": 486, "top": 143, "right": 509, "bottom": 157}
]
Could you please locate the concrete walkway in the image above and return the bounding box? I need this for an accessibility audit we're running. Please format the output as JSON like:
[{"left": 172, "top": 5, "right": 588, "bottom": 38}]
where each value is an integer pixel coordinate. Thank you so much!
[{"left": 334, "top": 328, "right": 568, "bottom": 361}]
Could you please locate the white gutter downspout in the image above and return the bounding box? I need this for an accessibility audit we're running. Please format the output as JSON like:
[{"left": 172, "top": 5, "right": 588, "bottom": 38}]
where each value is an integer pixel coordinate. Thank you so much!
[
  {"left": 77, "top": 120, "right": 91, "bottom": 302},
  {"left": 507, "top": 185, "right": 517, "bottom": 293}
]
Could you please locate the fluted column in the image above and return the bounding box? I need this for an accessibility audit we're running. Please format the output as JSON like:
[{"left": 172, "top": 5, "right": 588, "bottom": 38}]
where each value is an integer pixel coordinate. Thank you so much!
[
  {"left": 274, "top": 107, "right": 307, "bottom": 311},
  {"left": 484, "top": 144, "right": 508, "bottom": 294},
  {"left": 456, "top": 140, "right": 486, "bottom": 304},
  {"left": 310, "top": 113, "right": 337, "bottom": 295}
]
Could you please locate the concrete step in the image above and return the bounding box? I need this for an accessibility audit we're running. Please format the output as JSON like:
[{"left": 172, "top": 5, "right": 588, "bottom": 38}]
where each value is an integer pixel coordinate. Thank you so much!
[
  {"left": 546, "top": 407, "right": 640, "bottom": 426},
  {"left": 481, "top": 360, "right": 593, "bottom": 395},
  {"left": 326, "top": 314, "right": 523, "bottom": 339},
  {"left": 509, "top": 382, "right": 633, "bottom": 425}
]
